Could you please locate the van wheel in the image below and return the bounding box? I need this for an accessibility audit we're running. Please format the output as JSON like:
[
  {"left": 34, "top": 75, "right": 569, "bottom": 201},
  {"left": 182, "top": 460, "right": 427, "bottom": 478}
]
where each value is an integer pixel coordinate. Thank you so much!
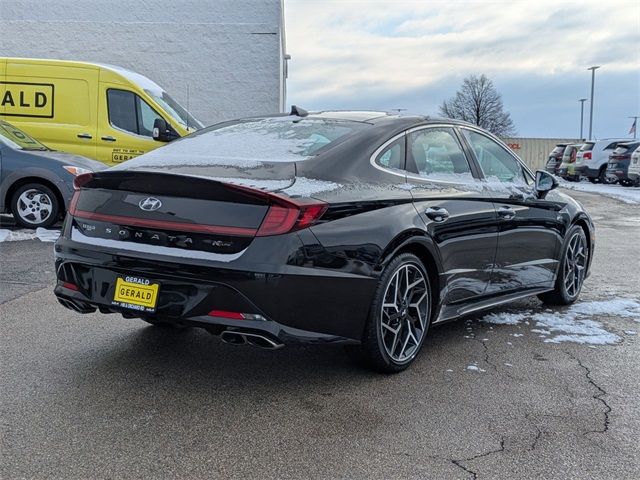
[
  {"left": 10, "top": 183, "right": 60, "bottom": 229},
  {"left": 345, "top": 253, "right": 432, "bottom": 373}
]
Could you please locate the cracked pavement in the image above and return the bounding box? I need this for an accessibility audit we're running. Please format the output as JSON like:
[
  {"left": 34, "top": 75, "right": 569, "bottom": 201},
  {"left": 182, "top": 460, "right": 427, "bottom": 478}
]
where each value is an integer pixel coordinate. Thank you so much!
[{"left": 1, "top": 190, "right": 639, "bottom": 479}]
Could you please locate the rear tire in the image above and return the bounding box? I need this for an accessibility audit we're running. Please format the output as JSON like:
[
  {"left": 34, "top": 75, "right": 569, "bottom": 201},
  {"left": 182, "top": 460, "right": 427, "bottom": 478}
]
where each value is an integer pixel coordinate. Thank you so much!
[
  {"left": 10, "top": 183, "right": 60, "bottom": 229},
  {"left": 345, "top": 253, "right": 432, "bottom": 373},
  {"left": 538, "top": 225, "right": 588, "bottom": 305}
]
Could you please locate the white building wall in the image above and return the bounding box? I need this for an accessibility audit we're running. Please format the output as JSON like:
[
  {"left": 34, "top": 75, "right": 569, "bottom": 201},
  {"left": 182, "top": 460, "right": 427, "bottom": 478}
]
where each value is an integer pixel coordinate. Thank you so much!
[{"left": 0, "top": 0, "right": 285, "bottom": 125}]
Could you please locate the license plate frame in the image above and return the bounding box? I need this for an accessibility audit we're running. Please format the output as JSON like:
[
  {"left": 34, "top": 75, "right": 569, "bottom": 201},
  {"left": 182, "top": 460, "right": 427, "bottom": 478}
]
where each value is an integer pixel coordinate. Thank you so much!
[{"left": 111, "top": 276, "right": 159, "bottom": 313}]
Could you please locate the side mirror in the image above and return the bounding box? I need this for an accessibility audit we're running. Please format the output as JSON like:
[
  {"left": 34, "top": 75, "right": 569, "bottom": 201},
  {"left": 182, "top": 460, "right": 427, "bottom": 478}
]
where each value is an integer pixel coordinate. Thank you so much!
[
  {"left": 152, "top": 118, "right": 180, "bottom": 142},
  {"left": 535, "top": 170, "right": 558, "bottom": 199}
]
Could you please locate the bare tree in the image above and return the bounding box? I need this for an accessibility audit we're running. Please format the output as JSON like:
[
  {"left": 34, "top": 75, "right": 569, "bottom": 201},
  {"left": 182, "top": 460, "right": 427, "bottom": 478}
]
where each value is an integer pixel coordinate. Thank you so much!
[{"left": 439, "top": 74, "right": 516, "bottom": 137}]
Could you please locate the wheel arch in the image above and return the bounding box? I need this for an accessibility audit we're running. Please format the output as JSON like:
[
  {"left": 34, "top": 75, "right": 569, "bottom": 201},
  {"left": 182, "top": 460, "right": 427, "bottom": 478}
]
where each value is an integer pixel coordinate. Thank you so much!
[
  {"left": 380, "top": 232, "right": 443, "bottom": 321},
  {"left": 571, "top": 213, "right": 595, "bottom": 274}
]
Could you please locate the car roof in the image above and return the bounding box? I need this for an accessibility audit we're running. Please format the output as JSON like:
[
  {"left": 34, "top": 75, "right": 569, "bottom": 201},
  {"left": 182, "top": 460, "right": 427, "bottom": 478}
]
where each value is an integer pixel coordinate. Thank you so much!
[{"left": 305, "top": 110, "right": 479, "bottom": 129}]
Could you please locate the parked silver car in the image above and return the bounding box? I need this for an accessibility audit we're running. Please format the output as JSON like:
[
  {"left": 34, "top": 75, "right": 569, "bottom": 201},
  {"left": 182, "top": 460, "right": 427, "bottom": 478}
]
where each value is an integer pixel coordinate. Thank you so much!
[{"left": 0, "top": 120, "right": 105, "bottom": 228}]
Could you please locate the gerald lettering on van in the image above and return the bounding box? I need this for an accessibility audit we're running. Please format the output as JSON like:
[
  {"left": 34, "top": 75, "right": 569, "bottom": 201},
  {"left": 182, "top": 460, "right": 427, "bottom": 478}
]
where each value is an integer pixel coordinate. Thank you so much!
[{"left": 0, "top": 82, "right": 54, "bottom": 118}]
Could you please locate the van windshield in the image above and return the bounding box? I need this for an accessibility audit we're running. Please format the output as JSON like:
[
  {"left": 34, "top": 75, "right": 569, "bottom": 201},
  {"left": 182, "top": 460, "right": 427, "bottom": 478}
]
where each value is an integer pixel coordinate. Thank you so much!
[
  {"left": 145, "top": 90, "right": 203, "bottom": 130},
  {"left": 0, "top": 121, "right": 48, "bottom": 151}
]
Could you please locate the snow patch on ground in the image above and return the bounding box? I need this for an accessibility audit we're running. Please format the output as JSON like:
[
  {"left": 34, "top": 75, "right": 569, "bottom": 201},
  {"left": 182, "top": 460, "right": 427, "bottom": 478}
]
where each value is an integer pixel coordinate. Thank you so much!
[
  {"left": 0, "top": 228, "right": 60, "bottom": 243},
  {"left": 482, "top": 298, "right": 640, "bottom": 345},
  {"left": 560, "top": 180, "right": 640, "bottom": 204},
  {"left": 466, "top": 364, "right": 486, "bottom": 373}
]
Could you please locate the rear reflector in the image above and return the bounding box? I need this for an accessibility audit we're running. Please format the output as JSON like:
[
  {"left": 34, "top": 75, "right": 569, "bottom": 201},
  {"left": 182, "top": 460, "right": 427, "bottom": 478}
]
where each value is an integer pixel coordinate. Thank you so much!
[
  {"left": 208, "top": 310, "right": 266, "bottom": 321},
  {"left": 209, "top": 310, "right": 244, "bottom": 319},
  {"left": 62, "top": 281, "right": 79, "bottom": 291}
]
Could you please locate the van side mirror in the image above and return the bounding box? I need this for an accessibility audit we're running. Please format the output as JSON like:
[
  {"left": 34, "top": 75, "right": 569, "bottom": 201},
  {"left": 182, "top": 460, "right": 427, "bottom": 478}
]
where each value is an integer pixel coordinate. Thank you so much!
[
  {"left": 152, "top": 118, "right": 180, "bottom": 142},
  {"left": 535, "top": 170, "right": 558, "bottom": 199}
]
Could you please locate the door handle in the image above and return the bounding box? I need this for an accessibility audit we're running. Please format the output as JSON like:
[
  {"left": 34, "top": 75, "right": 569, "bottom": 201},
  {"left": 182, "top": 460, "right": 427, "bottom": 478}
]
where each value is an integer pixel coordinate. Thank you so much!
[
  {"left": 77, "top": 133, "right": 93, "bottom": 139},
  {"left": 425, "top": 206, "right": 450, "bottom": 222},
  {"left": 101, "top": 136, "right": 116, "bottom": 142},
  {"left": 497, "top": 206, "right": 516, "bottom": 220}
]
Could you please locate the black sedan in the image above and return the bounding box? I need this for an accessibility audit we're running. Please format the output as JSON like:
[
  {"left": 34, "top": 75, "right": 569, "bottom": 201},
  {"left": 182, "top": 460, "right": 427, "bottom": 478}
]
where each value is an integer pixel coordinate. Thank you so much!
[{"left": 54, "top": 110, "right": 595, "bottom": 372}]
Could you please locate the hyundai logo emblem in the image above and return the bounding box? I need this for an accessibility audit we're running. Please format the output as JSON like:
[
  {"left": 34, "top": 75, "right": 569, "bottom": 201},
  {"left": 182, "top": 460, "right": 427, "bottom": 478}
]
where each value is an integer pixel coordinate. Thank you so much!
[{"left": 138, "top": 197, "right": 162, "bottom": 211}]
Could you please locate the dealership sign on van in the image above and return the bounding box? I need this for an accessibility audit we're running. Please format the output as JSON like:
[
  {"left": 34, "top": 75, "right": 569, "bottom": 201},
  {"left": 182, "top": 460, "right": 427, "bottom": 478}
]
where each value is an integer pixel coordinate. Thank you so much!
[{"left": 0, "top": 82, "right": 54, "bottom": 118}]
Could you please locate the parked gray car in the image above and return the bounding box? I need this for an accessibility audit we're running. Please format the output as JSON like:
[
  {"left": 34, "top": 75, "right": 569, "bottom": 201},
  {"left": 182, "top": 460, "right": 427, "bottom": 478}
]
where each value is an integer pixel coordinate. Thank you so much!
[{"left": 0, "top": 120, "right": 105, "bottom": 228}]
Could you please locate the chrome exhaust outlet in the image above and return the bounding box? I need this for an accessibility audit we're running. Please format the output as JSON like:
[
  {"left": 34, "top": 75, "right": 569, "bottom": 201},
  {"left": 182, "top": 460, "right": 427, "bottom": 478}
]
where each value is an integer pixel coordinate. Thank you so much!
[
  {"left": 243, "top": 332, "right": 284, "bottom": 350},
  {"left": 220, "top": 331, "right": 247, "bottom": 346},
  {"left": 219, "top": 331, "right": 284, "bottom": 350}
]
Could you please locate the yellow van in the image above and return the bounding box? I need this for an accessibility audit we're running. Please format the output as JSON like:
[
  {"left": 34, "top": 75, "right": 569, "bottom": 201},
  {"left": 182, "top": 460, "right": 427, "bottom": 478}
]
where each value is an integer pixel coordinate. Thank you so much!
[{"left": 0, "top": 58, "right": 202, "bottom": 165}]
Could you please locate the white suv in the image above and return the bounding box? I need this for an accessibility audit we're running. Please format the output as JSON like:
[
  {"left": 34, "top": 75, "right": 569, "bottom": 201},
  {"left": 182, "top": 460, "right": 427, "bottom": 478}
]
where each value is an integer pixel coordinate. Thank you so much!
[
  {"left": 628, "top": 145, "right": 640, "bottom": 186},
  {"left": 574, "top": 138, "right": 630, "bottom": 183}
]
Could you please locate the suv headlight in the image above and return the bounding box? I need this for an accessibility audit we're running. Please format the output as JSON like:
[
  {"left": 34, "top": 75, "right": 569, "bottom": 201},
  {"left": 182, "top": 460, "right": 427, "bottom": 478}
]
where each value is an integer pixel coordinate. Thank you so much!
[{"left": 63, "top": 166, "right": 93, "bottom": 176}]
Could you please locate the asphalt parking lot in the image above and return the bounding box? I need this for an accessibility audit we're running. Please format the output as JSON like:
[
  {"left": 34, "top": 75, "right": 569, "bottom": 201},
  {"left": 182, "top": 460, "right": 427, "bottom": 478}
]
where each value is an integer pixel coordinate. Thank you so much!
[{"left": 1, "top": 189, "right": 639, "bottom": 479}]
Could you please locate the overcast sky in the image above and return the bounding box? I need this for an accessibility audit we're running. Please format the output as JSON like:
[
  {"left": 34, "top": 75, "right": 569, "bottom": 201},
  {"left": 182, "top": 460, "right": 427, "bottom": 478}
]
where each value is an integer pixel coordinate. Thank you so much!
[{"left": 285, "top": 0, "right": 640, "bottom": 139}]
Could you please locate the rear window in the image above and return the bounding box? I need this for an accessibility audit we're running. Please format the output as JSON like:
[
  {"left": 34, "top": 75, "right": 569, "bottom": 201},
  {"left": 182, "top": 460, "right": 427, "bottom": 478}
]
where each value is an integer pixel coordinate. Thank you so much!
[
  {"left": 614, "top": 143, "right": 640, "bottom": 154},
  {"left": 551, "top": 146, "right": 566, "bottom": 155},
  {"left": 604, "top": 142, "right": 622, "bottom": 150},
  {"left": 196, "top": 117, "right": 363, "bottom": 159},
  {"left": 579, "top": 142, "right": 594, "bottom": 152}
]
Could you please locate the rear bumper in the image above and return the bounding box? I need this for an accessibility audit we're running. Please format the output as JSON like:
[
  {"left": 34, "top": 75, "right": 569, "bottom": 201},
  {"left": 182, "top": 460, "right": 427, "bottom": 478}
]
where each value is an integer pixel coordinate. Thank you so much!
[
  {"left": 573, "top": 165, "right": 601, "bottom": 178},
  {"left": 605, "top": 168, "right": 629, "bottom": 181},
  {"left": 53, "top": 229, "right": 377, "bottom": 345}
]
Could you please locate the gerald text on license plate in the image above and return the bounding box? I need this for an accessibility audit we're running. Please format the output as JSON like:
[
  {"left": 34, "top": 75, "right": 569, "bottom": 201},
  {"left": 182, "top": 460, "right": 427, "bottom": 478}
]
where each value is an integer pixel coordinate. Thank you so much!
[{"left": 112, "top": 276, "right": 159, "bottom": 312}]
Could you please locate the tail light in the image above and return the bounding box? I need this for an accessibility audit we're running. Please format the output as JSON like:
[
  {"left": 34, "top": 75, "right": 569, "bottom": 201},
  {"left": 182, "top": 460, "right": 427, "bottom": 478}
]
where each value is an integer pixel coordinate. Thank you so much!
[
  {"left": 68, "top": 175, "right": 327, "bottom": 238},
  {"left": 224, "top": 183, "right": 327, "bottom": 237},
  {"left": 583, "top": 152, "right": 592, "bottom": 160},
  {"left": 73, "top": 172, "right": 93, "bottom": 190},
  {"left": 257, "top": 202, "right": 327, "bottom": 236}
]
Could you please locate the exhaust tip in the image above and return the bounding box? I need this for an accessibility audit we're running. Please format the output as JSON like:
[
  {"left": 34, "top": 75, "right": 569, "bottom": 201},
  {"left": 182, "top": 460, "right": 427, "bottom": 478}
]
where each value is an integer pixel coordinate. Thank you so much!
[
  {"left": 220, "top": 331, "right": 247, "bottom": 346},
  {"left": 220, "top": 330, "right": 284, "bottom": 349},
  {"left": 245, "top": 334, "right": 283, "bottom": 350}
]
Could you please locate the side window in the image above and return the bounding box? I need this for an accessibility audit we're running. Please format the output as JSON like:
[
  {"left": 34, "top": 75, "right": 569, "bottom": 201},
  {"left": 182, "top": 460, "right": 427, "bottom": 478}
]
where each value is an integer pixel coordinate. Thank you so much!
[
  {"left": 408, "top": 127, "right": 472, "bottom": 178},
  {"left": 462, "top": 129, "right": 526, "bottom": 184},
  {"left": 107, "top": 89, "right": 163, "bottom": 137},
  {"left": 376, "top": 137, "right": 405, "bottom": 170},
  {"left": 137, "top": 99, "right": 159, "bottom": 136},
  {"left": 107, "top": 89, "right": 137, "bottom": 134}
]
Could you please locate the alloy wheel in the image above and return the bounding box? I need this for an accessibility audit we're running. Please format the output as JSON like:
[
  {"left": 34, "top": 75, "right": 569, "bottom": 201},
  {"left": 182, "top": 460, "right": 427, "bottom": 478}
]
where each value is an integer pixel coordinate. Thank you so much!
[
  {"left": 380, "top": 263, "right": 429, "bottom": 363},
  {"left": 563, "top": 232, "right": 587, "bottom": 298},
  {"left": 16, "top": 188, "right": 53, "bottom": 225}
]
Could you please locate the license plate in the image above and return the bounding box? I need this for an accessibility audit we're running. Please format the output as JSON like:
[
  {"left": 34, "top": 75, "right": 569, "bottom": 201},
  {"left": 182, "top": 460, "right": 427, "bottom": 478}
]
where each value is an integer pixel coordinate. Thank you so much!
[{"left": 112, "top": 276, "right": 159, "bottom": 312}]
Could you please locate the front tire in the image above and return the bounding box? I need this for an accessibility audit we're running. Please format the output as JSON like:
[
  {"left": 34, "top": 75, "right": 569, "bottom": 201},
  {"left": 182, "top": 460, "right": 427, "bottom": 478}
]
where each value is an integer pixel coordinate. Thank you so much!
[
  {"left": 538, "top": 225, "right": 588, "bottom": 305},
  {"left": 10, "top": 183, "right": 60, "bottom": 229},
  {"left": 346, "top": 253, "right": 432, "bottom": 373}
]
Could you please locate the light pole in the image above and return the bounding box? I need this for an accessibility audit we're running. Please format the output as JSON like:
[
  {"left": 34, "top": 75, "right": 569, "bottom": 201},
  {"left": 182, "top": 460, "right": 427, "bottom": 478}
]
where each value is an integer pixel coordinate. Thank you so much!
[
  {"left": 579, "top": 98, "right": 587, "bottom": 139},
  {"left": 587, "top": 66, "right": 600, "bottom": 140}
]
